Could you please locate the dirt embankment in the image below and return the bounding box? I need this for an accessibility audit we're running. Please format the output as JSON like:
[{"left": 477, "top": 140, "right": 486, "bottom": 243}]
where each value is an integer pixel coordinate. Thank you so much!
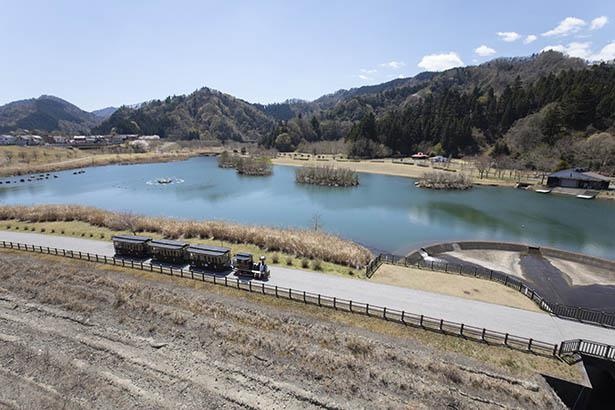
[{"left": 0, "top": 251, "right": 564, "bottom": 409}]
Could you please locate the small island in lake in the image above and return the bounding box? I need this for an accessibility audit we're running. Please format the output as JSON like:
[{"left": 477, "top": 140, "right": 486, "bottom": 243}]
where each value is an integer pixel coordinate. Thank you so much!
[
  {"left": 295, "top": 166, "right": 359, "bottom": 187},
  {"left": 217, "top": 151, "right": 272, "bottom": 176},
  {"left": 415, "top": 171, "right": 472, "bottom": 190}
]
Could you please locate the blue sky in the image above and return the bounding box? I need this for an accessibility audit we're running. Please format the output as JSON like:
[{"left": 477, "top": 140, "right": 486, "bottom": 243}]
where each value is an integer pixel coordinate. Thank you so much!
[{"left": 1, "top": 0, "right": 614, "bottom": 111}]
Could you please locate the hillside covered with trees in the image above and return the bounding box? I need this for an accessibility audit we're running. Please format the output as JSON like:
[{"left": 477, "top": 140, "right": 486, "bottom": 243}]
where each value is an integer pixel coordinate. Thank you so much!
[
  {"left": 93, "top": 87, "right": 275, "bottom": 141},
  {"left": 3, "top": 52, "right": 614, "bottom": 173},
  {"left": 0, "top": 95, "right": 101, "bottom": 135}
]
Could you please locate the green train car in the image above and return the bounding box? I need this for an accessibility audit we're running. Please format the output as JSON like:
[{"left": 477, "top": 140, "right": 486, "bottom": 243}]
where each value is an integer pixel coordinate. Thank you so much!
[
  {"left": 111, "top": 235, "right": 151, "bottom": 258},
  {"left": 186, "top": 244, "right": 231, "bottom": 271}
]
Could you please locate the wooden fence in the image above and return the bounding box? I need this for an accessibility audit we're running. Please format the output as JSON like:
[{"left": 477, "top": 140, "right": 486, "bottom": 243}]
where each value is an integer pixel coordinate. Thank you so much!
[
  {"left": 366, "top": 253, "right": 615, "bottom": 329},
  {"left": 0, "top": 240, "right": 561, "bottom": 357}
]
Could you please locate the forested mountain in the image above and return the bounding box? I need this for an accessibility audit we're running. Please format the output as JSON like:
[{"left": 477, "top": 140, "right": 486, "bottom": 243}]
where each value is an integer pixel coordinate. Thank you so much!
[
  {"left": 0, "top": 95, "right": 100, "bottom": 134},
  {"left": 3, "top": 52, "right": 614, "bottom": 173},
  {"left": 262, "top": 51, "right": 615, "bottom": 173},
  {"left": 94, "top": 87, "right": 275, "bottom": 141}
]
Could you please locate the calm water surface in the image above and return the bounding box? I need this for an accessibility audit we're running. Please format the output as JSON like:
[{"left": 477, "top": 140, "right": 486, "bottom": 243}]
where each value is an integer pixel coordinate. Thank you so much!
[{"left": 1, "top": 156, "right": 614, "bottom": 259}]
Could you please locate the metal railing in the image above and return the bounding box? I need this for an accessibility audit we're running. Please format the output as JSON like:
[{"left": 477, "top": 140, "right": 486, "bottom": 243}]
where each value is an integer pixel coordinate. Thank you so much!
[
  {"left": 366, "top": 253, "right": 615, "bottom": 329},
  {"left": 559, "top": 339, "right": 615, "bottom": 361},
  {"left": 0, "top": 240, "right": 561, "bottom": 357}
]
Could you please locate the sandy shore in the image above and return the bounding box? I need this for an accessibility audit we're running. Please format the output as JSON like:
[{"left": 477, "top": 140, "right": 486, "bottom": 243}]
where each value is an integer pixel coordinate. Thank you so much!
[{"left": 273, "top": 157, "right": 532, "bottom": 187}]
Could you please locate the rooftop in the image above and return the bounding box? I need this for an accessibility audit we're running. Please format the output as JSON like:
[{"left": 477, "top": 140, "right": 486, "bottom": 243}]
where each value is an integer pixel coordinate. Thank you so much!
[
  {"left": 150, "top": 239, "right": 188, "bottom": 250},
  {"left": 112, "top": 235, "right": 151, "bottom": 244},
  {"left": 186, "top": 244, "right": 230, "bottom": 256},
  {"left": 548, "top": 168, "right": 611, "bottom": 182}
]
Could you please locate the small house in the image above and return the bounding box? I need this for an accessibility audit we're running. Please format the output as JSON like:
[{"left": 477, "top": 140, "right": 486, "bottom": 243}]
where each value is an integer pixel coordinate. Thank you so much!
[
  {"left": 149, "top": 239, "right": 188, "bottom": 264},
  {"left": 186, "top": 244, "right": 231, "bottom": 271},
  {"left": 547, "top": 168, "right": 611, "bottom": 190},
  {"left": 112, "top": 235, "right": 151, "bottom": 258},
  {"left": 0, "top": 135, "right": 16, "bottom": 145}
]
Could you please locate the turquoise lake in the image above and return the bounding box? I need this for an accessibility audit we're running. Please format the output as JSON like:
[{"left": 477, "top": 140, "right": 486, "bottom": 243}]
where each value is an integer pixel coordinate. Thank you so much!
[{"left": 1, "top": 156, "right": 614, "bottom": 259}]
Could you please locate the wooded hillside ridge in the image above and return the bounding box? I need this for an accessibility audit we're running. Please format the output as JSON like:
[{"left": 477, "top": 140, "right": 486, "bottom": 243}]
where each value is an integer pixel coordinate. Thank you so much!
[{"left": 3, "top": 52, "right": 615, "bottom": 175}]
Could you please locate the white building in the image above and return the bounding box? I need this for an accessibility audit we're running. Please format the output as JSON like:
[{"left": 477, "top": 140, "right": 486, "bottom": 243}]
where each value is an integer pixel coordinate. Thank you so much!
[{"left": 0, "top": 135, "right": 16, "bottom": 145}]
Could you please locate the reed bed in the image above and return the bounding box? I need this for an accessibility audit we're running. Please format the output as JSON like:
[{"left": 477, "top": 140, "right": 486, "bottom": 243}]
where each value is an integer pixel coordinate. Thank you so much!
[
  {"left": 0, "top": 205, "right": 372, "bottom": 267},
  {"left": 295, "top": 166, "right": 359, "bottom": 187},
  {"left": 416, "top": 171, "right": 473, "bottom": 190},
  {"left": 217, "top": 152, "right": 272, "bottom": 176}
]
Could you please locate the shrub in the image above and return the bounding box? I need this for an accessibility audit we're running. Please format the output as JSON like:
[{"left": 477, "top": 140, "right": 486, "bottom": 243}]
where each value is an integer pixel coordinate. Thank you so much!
[
  {"left": 301, "top": 258, "right": 310, "bottom": 268},
  {"left": 295, "top": 166, "right": 358, "bottom": 187},
  {"left": 311, "top": 259, "right": 322, "bottom": 271},
  {"left": 235, "top": 157, "right": 272, "bottom": 176},
  {"left": 271, "top": 254, "right": 280, "bottom": 264},
  {"left": 285, "top": 256, "right": 294, "bottom": 266},
  {"left": 416, "top": 171, "right": 472, "bottom": 190},
  {"left": 41, "top": 228, "right": 46, "bottom": 232}
]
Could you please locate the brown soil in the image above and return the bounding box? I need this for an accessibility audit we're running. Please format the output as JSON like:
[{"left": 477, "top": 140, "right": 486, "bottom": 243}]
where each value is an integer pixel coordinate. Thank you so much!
[
  {"left": 373, "top": 264, "right": 541, "bottom": 312},
  {"left": 0, "top": 250, "right": 566, "bottom": 409}
]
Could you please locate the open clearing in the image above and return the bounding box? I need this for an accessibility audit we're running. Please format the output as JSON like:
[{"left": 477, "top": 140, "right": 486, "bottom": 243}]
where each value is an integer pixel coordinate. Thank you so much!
[
  {"left": 372, "top": 264, "right": 541, "bottom": 312},
  {"left": 0, "top": 250, "right": 570, "bottom": 409}
]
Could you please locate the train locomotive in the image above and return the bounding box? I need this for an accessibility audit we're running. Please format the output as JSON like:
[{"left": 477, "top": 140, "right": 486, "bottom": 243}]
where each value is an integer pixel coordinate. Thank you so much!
[{"left": 111, "top": 235, "right": 269, "bottom": 280}]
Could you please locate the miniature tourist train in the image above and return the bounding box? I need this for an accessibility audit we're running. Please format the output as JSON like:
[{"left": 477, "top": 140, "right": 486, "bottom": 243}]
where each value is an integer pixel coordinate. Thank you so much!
[{"left": 111, "top": 235, "right": 270, "bottom": 280}]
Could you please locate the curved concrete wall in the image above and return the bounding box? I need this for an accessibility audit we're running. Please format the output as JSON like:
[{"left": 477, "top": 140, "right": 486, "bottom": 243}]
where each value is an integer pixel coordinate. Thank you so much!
[{"left": 409, "top": 241, "right": 615, "bottom": 271}]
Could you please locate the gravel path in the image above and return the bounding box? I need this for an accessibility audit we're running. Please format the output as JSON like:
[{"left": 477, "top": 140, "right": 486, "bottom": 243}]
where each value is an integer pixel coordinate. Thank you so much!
[{"left": 2, "top": 231, "right": 614, "bottom": 346}]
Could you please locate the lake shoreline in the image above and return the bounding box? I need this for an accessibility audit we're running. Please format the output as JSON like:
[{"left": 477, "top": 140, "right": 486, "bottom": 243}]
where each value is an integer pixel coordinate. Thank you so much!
[{"left": 272, "top": 157, "right": 615, "bottom": 201}]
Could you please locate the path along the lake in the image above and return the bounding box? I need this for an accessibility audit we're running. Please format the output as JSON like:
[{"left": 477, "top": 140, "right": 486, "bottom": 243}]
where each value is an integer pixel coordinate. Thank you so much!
[{"left": 2, "top": 231, "right": 614, "bottom": 346}]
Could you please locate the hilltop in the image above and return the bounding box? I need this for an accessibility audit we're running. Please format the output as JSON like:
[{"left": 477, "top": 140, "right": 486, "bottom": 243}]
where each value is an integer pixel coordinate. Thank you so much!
[{"left": 0, "top": 95, "right": 101, "bottom": 134}]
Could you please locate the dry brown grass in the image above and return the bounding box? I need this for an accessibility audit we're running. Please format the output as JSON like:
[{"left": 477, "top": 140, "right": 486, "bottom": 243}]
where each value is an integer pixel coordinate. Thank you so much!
[
  {"left": 0, "top": 204, "right": 373, "bottom": 267},
  {"left": 373, "top": 264, "right": 542, "bottom": 312},
  {"left": 0, "top": 249, "right": 577, "bottom": 408},
  {"left": 0, "top": 145, "right": 222, "bottom": 177}
]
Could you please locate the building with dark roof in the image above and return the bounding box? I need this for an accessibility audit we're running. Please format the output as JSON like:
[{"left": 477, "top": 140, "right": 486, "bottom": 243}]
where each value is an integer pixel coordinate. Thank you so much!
[{"left": 547, "top": 168, "right": 611, "bottom": 190}]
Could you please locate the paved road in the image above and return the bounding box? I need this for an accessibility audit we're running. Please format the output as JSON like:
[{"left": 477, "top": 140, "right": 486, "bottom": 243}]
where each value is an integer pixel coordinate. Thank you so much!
[{"left": 2, "top": 231, "right": 614, "bottom": 345}]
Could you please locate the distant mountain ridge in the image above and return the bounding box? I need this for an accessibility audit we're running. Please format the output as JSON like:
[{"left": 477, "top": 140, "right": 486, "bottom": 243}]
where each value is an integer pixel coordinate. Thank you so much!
[
  {"left": 0, "top": 52, "right": 598, "bottom": 143},
  {"left": 0, "top": 95, "right": 101, "bottom": 134}
]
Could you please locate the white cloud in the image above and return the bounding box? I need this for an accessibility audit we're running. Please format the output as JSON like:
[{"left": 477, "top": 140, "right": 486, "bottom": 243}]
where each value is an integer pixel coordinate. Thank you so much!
[
  {"left": 474, "top": 45, "right": 496, "bottom": 57},
  {"left": 541, "top": 42, "right": 592, "bottom": 59},
  {"left": 591, "top": 41, "right": 615, "bottom": 61},
  {"left": 417, "top": 52, "right": 464, "bottom": 71},
  {"left": 590, "top": 16, "right": 608, "bottom": 30},
  {"left": 496, "top": 31, "right": 521, "bottom": 42},
  {"left": 524, "top": 34, "right": 538, "bottom": 44},
  {"left": 357, "top": 74, "right": 371, "bottom": 81},
  {"left": 380, "top": 61, "right": 406, "bottom": 69},
  {"left": 360, "top": 68, "right": 377, "bottom": 74},
  {"left": 542, "top": 17, "right": 586, "bottom": 37}
]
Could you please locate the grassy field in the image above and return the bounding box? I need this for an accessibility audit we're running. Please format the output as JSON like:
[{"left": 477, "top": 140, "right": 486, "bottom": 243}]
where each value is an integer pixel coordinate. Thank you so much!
[
  {"left": 0, "top": 144, "right": 222, "bottom": 177},
  {"left": 0, "top": 248, "right": 581, "bottom": 408},
  {"left": 0, "top": 219, "right": 362, "bottom": 278},
  {"left": 373, "top": 264, "right": 542, "bottom": 312}
]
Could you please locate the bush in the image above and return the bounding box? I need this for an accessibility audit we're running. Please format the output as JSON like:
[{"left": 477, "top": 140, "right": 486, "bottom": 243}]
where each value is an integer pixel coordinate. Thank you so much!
[
  {"left": 301, "top": 258, "right": 310, "bottom": 268},
  {"left": 295, "top": 166, "right": 359, "bottom": 187},
  {"left": 311, "top": 259, "right": 322, "bottom": 271},
  {"left": 236, "top": 157, "right": 272, "bottom": 176},
  {"left": 271, "top": 254, "right": 279, "bottom": 264},
  {"left": 416, "top": 171, "right": 472, "bottom": 190},
  {"left": 285, "top": 256, "right": 294, "bottom": 266}
]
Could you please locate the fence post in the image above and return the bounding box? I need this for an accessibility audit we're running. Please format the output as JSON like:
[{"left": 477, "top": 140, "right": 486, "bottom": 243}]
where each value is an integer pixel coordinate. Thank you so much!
[
  {"left": 401, "top": 311, "right": 406, "bottom": 324},
  {"left": 349, "top": 300, "right": 353, "bottom": 312},
  {"left": 333, "top": 297, "right": 336, "bottom": 309},
  {"left": 528, "top": 338, "right": 533, "bottom": 351},
  {"left": 439, "top": 319, "right": 443, "bottom": 331},
  {"left": 249, "top": 281, "right": 252, "bottom": 292},
  {"left": 481, "top": 328, "right": 486, "bottom": 342},
  {"left": 275, "top": 286, "right": 278, "bottom": 297},
  {"left": 317, "top": 294, "right": 321, "bottom": 306},
  {"left": 504, "top": 276, "right": 508, "bottom": 286},
  {"left": 489, "top": 270, "right": 493, "bottom": 280},
  {"left": 504, "top": 334, "right": 509, "bottom": 346},
  {"left": 262, "top": 283, "right": 265, "bottom": 294},
  {"left": 419, "top": 315, "right": 423, "bottom": 327},
  {"left": 460, "top": 323, "right": 464, "bottom": 336}
]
